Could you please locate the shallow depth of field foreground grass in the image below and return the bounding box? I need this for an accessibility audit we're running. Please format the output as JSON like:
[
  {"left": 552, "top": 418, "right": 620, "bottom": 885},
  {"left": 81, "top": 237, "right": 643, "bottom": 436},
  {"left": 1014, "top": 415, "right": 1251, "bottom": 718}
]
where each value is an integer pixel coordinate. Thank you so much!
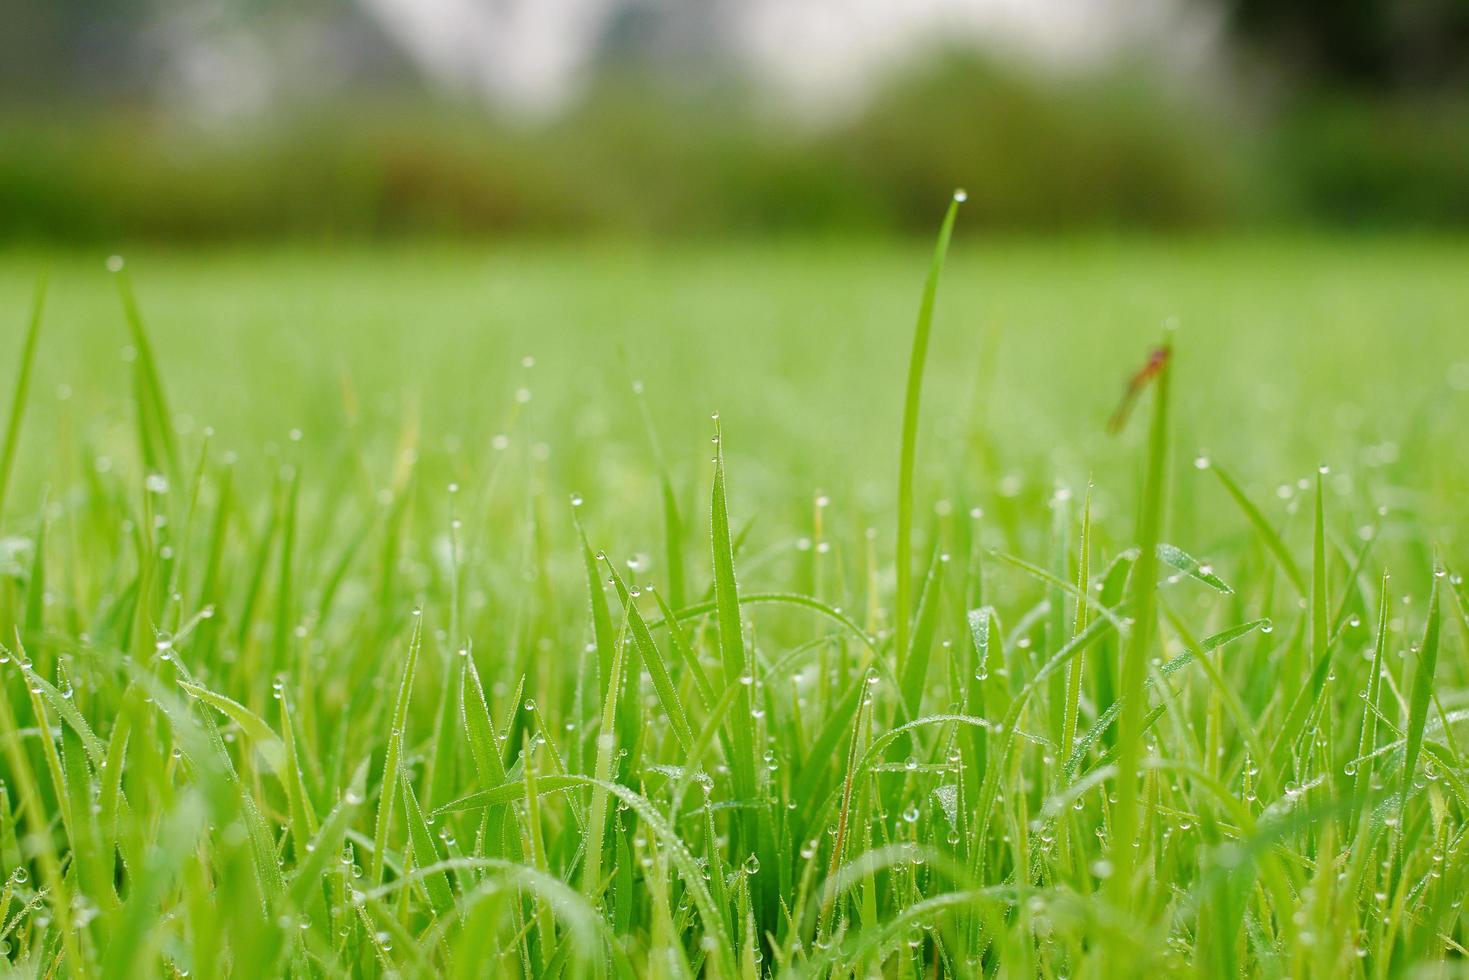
[{"left": 0, "top": 218, "right": 1468, "bottom": 977}]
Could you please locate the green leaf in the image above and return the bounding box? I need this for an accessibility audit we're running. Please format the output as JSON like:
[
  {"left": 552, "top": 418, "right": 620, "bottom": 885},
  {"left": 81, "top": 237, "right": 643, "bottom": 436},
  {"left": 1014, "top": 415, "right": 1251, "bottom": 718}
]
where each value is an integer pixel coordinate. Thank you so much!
[
  {"left": 710, "top": 417, "right": 757, "bottom": 805},
  {"left": 400, "top": 774, "right": 455, "bottom": 916},
  {"left": 1109, "top": 340, "right": 1171, "bottom": 903},
  {"left": 895, "top": 191, "right": 964, "bottom": 660},
  {"left": 113, "top": 263, "right": 179, "bottom": 480},
  {"left": 1206, "top": 462, "right": 1306, "bottom": 595},
  {"left": 0, "top": 274, "right": 46, "bottom": 522},
  {"left": 372, "top": 614, "right": 422, "bottom": 884},
  {"left": 177, "top": 680, "right": 289, "bottom": 777},
  {"left": 1156, "top": 542, "right": 1233, "bottom": 594},
  {"left": 1402, "top": 571, "right": 1442, "bottom": 817},
  {"left": 605, "top": 559, "right": 696, "bottom": 753}
]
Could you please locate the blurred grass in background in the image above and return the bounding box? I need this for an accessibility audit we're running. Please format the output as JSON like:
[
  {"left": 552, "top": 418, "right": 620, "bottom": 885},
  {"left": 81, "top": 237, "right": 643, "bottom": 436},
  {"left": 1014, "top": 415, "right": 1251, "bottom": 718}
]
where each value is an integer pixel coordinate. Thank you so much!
[
  {"left": 4, "top": 235, "right": 1466, "bottom": 543},
  {"left": 5, "top": 55, "right": 1469, "bottom": 243}
]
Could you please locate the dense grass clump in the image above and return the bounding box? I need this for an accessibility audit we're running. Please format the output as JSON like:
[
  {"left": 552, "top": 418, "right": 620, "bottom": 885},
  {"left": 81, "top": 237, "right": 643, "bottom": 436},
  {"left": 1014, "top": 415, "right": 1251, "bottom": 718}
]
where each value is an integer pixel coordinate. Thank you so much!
[{"left": 0, "top": 216, "right": 1466, "bottom": 977}]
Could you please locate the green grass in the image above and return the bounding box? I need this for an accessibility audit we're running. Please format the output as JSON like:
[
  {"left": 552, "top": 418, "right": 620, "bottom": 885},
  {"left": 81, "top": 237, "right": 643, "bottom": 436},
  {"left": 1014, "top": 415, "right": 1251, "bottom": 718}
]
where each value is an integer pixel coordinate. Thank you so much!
[{"left": 0, "top": 228, "right": 1467, "bottom": 976}]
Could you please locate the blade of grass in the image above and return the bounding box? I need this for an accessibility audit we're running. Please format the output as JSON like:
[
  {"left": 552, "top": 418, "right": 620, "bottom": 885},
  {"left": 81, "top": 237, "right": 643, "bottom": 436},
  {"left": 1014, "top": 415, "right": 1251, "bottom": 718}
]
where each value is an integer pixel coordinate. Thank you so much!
[
  {"left": 1204, "top": 462, "right": 1306, "bottom": 596},
  {"left": 1059, "top": 485, "right": 1093, "bottom": 767},
  {"left": 625, "top": 370, "right": 687, "bottom": 611},
  {"left": 400, "top": 773, "right": 455, "bottom": 916},
  {"left": 460, "top": 646, "right": 515, "bottom": 862},
  {"left": 1348, "top": 571, "right": 1391, "bottom": 832},
  {"left": 0, "top": 273, "right": 46, "bottom": 524},
  {"left": 709, "top": 415, "right": 778, "bottom": 934},
  {"left": 1108, "top": 340, "right": 1171, "bottom": 906},
  {"left": 710, "top": 416, "right": 757, "bottom": 806},
  {"left": 605, "top": 559, "right": 696, "bottom": 753},
  {"left": 1401, "top": 569, "right": 1442, "bottom": 830},
  {"left": 177, "top": 680, "right": 289, "bottom": 778},
  {"left": 112, "top": 261, "right": 179, "bottom": 480},
  {"left": 371, "top": 613, "right": 422, "bottom": 884},
  {"left": 573, "top": 504, "right": 630, "bottom": 750},
  {"left": 895, "top": 191, "right": 964, "bottom": 661},
  {"left": 285, "top": 761, "right": 367, "bottom": 908},
  {"left": 519, "top": 732, "right": 555, "bottom": 965},
  {"left": 1311, "top": 468, "right": 1329, "bottom": 675},
  {"left": 582, "top": 618, "right": 629, "bottom": 900}
]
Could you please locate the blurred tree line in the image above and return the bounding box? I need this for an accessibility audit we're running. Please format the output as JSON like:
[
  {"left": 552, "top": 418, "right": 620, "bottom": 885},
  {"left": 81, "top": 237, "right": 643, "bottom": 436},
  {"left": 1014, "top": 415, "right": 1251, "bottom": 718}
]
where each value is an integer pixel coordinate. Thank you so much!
[
  {"left": 2, "top": 1, "right": 1468, "bottom": 239},
  {"left": 1228, "top": 0, "right": 1469, "bottom": 90}
]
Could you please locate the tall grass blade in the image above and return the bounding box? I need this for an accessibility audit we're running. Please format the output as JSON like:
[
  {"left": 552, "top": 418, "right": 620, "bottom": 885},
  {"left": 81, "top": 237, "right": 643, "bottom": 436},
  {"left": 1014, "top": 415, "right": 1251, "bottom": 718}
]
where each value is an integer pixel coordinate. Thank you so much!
[
  {"left": 1401, "top": 570, "right": 1442, "bottom": 820},
  {"left": 113, "top": 262, "right": 179, "bottom": 479},
  {"left": 605, "top": 560, "right": 696, "bottom": 752},
  {"left": 371, "top": 614, "right": 422, "bottom": 884},
  {"left": 0, "top": 274, "right": 46, "bottom": 524},
  {"left": 400, "top": 773, "right": 455, "bottom": 916},
  {"left": 1108, "top": 341, "right": 1171, "bottom": 906},
  {"left": 710, "top": 417, "right": 757, "bottom": 805},
  {"left": 894, "top": 191, "right": 964, "bottom": 660}
]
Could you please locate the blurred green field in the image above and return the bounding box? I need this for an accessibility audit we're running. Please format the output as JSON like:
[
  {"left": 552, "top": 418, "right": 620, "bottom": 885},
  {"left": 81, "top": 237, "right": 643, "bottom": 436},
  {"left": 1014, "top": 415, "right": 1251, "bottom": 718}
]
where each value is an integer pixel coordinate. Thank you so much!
[
  {"left": 1, "top": 234, "right": 1468, "bottom": 976},
  {"left": 4, "top": 235, "right": 1466, "bottom": 538}
]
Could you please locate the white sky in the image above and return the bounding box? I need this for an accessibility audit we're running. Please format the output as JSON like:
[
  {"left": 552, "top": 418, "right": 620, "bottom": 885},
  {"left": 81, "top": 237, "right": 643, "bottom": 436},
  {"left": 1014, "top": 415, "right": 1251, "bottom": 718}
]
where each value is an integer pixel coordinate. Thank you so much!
[
  {"left": 354, "top": 0, "right": 1223, "bottom": 116},
  {"left": 357, "top": 0, "right": 620, "bottom": 114}
]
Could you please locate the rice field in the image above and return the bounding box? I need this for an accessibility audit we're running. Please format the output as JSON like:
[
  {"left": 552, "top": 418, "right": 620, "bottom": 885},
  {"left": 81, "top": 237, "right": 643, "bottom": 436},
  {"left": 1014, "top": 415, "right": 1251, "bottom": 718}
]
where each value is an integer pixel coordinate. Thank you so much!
[{"left": 0, "top": 216, "right": 1467, "bottom": 977}]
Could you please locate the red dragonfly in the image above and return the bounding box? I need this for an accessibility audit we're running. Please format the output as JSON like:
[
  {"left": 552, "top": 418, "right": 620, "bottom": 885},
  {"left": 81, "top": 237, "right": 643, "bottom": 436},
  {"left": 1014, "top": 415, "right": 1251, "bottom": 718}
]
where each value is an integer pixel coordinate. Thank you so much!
[{"left": 1107, "top": 344, "right": 1171, "bottom": 434}]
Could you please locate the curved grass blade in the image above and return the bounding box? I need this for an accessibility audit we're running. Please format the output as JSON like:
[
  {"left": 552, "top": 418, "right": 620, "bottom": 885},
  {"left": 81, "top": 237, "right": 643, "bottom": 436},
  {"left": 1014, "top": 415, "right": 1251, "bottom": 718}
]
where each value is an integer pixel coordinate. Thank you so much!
[
  {"left": 177, "top": 680, "right": 289, "bottom": 777},
  {"left": 605, "top": 560, "right": 696, "bottom": 753},
  {"left": 647, "top": 584, "right": 715, "bottom": 711},
  {"left": 1205, "top": 462, "right": 1306, "bottom": 595},
  {"left": 649, "top": 591, "right": 877, "bottom": 654},
  {"left": 1156, "top": 542, "right": 1234, "bottom": 594}
]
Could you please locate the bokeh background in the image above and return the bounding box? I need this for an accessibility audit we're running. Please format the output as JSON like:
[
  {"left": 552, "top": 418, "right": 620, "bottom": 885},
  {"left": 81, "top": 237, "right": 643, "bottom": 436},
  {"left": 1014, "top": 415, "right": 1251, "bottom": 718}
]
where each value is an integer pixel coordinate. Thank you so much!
[
  {"left": 5, "top": 0, "right": 1469, "bottom": 241},
  {"left": 3, "top": 0, "right": 1468, "bottom": 566}
]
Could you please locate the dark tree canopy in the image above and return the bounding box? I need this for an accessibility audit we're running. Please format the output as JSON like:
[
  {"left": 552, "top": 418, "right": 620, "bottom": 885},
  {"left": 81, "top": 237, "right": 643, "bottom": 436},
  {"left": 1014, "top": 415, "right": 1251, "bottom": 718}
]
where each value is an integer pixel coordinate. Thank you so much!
[{"left": 1228, "top": 0, "right": 1469, "bottom": 89}]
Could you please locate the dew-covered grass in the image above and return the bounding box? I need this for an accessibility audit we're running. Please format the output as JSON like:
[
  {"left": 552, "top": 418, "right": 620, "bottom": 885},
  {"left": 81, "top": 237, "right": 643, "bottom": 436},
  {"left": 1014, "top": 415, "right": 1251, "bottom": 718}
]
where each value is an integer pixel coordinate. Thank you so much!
[{"left": 0, "top": 224, "right": 1467, "bottom": 977}]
